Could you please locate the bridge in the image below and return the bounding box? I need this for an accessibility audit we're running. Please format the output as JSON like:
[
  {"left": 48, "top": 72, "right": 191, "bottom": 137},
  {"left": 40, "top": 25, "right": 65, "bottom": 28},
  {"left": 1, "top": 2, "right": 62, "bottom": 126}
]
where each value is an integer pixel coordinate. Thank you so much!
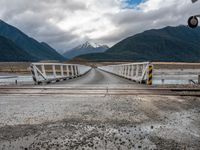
[
  {"left": 0, "top": 62, "right": 200, "bottom": 149},
  {"left": 28, "top": 62, "right": 200, "bottom": 86}
]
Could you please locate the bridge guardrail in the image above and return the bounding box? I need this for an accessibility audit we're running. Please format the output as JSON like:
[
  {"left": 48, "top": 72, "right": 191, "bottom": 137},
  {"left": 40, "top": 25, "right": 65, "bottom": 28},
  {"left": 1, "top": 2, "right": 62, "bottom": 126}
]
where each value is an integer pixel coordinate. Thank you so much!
[
  {"left": 98, "top": 62, "right": 152, "bottom": 85},
  {"left": 30, "top": 63, "right": 91, "bottom": 85},
  {"left": 99, "top": 62, "right": 200, "bottom": 85}
]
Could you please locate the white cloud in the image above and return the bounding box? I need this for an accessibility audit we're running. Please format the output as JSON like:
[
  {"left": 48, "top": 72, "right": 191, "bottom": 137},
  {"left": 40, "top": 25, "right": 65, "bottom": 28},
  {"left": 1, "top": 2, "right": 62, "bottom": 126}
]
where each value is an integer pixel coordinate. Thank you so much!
[{"left": 0, "top": 0, "right": 199, "bottom": 52}]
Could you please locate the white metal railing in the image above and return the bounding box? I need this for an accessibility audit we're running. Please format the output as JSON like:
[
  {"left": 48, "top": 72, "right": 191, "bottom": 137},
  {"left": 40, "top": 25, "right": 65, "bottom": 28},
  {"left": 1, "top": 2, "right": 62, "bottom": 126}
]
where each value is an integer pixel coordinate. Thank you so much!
[
  {"left": 98, "top": 62, "right": 151, "bottom": 84},
  {"left": 30, "top": 63, "right": 91, "bottom": 84},
  {"left": 98, "top": 62, "right": 200, "bottom": 85}
]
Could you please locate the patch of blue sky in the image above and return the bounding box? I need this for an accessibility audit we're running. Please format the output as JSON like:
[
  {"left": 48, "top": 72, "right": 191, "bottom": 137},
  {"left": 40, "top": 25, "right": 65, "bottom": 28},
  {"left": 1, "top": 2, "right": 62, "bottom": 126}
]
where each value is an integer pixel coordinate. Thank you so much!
[
  {"left": 127, "top": 0, "right": 143, "bottom": 5},
  {"left": 123, "top": 0, "right": 144, "bottom": 9}
]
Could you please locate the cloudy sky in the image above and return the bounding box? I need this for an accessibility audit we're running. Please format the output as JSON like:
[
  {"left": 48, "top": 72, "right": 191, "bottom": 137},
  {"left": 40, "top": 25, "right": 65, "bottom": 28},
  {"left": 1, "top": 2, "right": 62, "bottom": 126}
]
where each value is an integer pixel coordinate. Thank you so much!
[{"left": 0, "top": 0, "right": 199, "bottom": 53}]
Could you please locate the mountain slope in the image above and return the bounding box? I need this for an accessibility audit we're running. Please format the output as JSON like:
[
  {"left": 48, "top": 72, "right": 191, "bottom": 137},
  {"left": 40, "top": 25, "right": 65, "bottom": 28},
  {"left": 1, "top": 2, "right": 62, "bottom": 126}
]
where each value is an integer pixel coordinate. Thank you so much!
[
  {"left": 0, "top": 36, "right": 36, "bottom": 62},
  {"left": 0, "top": 20, "right": 65, "bottom": 61},
  {"left": 63, "top": 41, "right": 109, "bottom": 59},
  {"left": 77, "top": 26, "right": 200, "bottom": 62}
]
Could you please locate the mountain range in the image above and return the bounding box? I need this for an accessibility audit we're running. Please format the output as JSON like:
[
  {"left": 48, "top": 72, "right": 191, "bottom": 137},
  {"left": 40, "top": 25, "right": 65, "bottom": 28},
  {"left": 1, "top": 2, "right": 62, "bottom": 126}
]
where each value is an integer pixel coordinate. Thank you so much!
[
  {"left": 77, "top": 26, "right": 200, "bottom": 62},
  {"left": 63, "top": 41, "right": 109, "bottom": 59},
  {"left": 0, "top": 20, "right": 65, "bottom": 62},
  {"left": 1, "top": 20, "right": 200, "bottom": 63},
  {"left": 0, "top": 35, "right": 36, "bottom": 62}
]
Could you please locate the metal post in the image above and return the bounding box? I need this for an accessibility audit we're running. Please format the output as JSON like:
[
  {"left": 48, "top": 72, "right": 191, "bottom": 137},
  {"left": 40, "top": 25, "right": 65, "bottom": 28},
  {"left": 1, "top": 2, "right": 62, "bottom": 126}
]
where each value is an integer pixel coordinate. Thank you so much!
[
  {"left": 122, "top": 66, "right": 124, "bottom": 76},
  {"left": 77, "top": 66, "right": 79, "bottom": 75},
  {"left": 124, "top": 66, "right": 126, "bottom": 76},
  {"left": 198, "top": 75, "right": 200, "bottom": 84},
  {"left": 31, "top": 65, "right": 39, "bottom": 84},
  {"left": 136, "top": 65, "right": 139, "bottom": 78},
  {"left": 127, "top": 66, "right": 129, "bottom": 77},
  {"left": 119, "top": 66, "right": 121, "bottom": 76},
  {"left": 120, "top": 66, "right": 123, "bottom": 76},
  {"left": 66, "top": 65, "right": 69, "bottom": 76},
  {"left": 147, "top": 65, "right": 153, "bottom": 85},
  {"left": 131, "top": 65, "right": 134, "bottom": 79},
  {"left": 15, "top": 80, "right": 18, "bottom": 85},
  {"left": 60, "top": 65, "right": 64, "bottom": 77},
  {"left": 71, "top": 65, "right": 74, "bottom": 76},
  {"left": 75, "top": 66, "right": 79, "bottom": 76},
  {"left": 127, "top": 65, "right": 130, "bottom": 78},
  {"left": 125, "top": 66, "right": 128, "bottom": 77},
  {"left": 41, "top": 65, "right": 46, "bottom": 77},
  {"left": 52, "top": 65, "right": 57, "bottom": 78},
  {"left": 124, "top": 66, "right": 127, "bottom": 77}
]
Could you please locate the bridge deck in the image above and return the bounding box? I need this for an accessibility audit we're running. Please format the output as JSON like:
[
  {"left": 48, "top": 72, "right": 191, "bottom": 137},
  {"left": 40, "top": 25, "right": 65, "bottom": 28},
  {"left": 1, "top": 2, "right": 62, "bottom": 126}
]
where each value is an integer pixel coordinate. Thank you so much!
[{"left": 51, "top": 68, "right": 143, "bottom": 86}]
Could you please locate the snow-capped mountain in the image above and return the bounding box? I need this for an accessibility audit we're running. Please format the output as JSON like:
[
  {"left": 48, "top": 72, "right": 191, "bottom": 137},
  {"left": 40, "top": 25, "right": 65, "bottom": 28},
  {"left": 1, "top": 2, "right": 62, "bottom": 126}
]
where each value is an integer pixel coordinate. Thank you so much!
[
  {"left": 78, "top": 41, "right": 106, "bottom": 49},
  {"left": 63, "top": 41, "right": 109, "bottom": 59}
]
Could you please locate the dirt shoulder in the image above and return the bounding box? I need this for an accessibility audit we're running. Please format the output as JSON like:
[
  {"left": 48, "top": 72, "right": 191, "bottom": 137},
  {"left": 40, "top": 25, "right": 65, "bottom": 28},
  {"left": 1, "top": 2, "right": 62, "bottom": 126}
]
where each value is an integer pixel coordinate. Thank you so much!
[{"left": 0, "top": 95, "right": 200, "bottom": 149}]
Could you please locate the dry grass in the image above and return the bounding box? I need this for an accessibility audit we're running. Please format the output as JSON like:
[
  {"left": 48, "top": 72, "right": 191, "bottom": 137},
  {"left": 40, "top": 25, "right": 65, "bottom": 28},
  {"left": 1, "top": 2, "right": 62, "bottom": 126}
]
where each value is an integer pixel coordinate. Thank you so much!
[
  {"left": 1, "top": 62, "right": 200, "bottom": 75},
  {"left": 152, "top": 62, "right": 200, "bottom": 69},
  {"left": 0, "top": 62, "right": 31, "bottom": 74}
]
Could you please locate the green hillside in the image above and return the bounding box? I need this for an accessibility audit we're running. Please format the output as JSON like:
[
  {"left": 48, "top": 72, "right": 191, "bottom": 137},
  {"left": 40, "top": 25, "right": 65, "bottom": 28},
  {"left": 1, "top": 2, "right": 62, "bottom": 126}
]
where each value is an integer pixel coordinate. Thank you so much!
[
  {"left": 0, "top": 36, "right": 36, "bottom": 62},
  {"left": 0, "top": 20, "right": 65, "bottom": 61},
  {"left": 77, "top": 26, "right": 200, "bottom": 62}
]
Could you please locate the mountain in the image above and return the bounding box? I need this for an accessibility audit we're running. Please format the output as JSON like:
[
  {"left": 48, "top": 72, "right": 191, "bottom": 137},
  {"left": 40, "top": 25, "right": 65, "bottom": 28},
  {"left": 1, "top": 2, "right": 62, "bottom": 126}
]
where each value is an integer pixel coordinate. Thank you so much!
[
  {"left": 0, "top": 36, "right": 36, "bottom": 62},
  {"left": 77, "top": 26, "right": 200, "bottom": 62},
  {"left": 0, "top": 20, "right": 65, "bottom": 61},
  {"left": 63, "top": 41, "right": 109, "bottom": 59}
]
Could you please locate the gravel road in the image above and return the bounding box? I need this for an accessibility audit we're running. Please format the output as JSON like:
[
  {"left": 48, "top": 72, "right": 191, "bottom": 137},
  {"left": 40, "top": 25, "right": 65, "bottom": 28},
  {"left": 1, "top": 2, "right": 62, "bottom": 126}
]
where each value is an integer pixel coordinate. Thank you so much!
[
  {"left": 0, "top": 69, "right": 200, "bottom": 149},
  {"left": 0, "top": 94, "right": 200, "bottom": 150}
]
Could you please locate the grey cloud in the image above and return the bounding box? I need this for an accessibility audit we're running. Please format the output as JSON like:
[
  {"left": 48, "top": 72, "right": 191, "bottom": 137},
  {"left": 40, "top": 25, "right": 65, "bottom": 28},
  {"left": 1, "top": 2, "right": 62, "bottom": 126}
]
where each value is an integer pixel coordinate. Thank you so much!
[
  {"left": 0, "top": 0, "right": 199, "bottom": 52},
  {"left": 0, "top": 0, "right": 87, "bottom": 51},
  {"left": 97, "top": 0, "right": 200, "bottom": 46}
]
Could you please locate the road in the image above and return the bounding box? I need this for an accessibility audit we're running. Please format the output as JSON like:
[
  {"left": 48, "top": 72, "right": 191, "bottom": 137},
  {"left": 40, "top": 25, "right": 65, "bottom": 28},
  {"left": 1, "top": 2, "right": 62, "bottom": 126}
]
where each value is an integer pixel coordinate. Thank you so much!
[
  {"left": 0, "top": 68, "right": 200, "bottom": 150},
  {"left": 53, "top": 68, "right": 142, "bottom": 86}
]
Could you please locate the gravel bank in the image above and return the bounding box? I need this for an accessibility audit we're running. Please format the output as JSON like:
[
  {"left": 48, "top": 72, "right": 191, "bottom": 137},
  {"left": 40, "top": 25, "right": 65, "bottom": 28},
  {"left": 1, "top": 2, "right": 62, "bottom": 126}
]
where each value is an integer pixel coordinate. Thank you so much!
[{"left": 0, "top": 95, "right": 200, "bottom": 149}]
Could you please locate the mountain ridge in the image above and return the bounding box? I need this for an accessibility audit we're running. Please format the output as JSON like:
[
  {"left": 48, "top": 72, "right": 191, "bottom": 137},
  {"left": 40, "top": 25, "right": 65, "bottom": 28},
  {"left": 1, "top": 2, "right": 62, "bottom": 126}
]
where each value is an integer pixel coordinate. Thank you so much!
[
  {"left": 77, "top": 26, "right": 200, "bottom": 62},
  {"left": 0, "top": 20, "right": 65, "bottom": 61},
  {"left": 63, "top": 41, "right": 109, "bottom": 59},
  {"left": 0, "top": 35, "right": 36, "bottom": 62}
]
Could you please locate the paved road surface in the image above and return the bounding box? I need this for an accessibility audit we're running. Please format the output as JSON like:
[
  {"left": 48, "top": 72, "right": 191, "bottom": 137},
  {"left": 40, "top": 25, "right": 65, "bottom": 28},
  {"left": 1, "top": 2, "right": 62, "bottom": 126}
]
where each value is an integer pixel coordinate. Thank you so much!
[{"left": 52, "top": 68, "right": 142, "bottom": 87}]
